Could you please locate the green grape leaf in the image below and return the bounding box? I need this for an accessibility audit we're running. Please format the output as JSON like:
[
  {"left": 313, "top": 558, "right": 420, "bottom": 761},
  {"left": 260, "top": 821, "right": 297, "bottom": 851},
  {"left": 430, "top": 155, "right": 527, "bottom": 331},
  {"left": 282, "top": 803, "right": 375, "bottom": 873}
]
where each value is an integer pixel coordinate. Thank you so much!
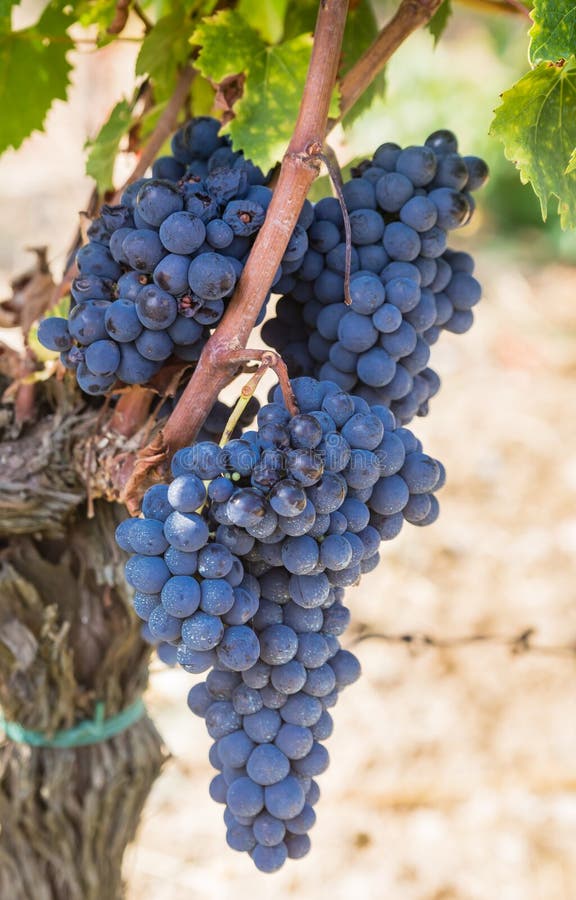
[
  {"left": 490, "top": 57, "right": 576, "bottom": 228},
  {"left": 565, "top": 146, "right": 576, "bottom": 173},
  {"left": 428, "top": 0, "right": 453, "bottom": 46},
  {"left": 340, "top": 0, "right": 386, "bottom": 127},
  {"left": 140, "top": 0, "right": 217, "bottom": 15},
  {"left": 237, "top": 0, "right": 288, "bottom": 43},
  {"left": 0, "top": 3, "right": 74, "bottom": 156},
  {"left": 85, "top": 99, "right": 133, "bottom": 191},
  {"left": 136, "top": 12, "right": 193, "bottom": 101},
  {"left": 0, "top": 0, "right": 16, "bottom": 33},
  {"left": 75, "top": 0, "right": 121, "bottom": 44},
  {"left": 224, "top": 33, "right": 314, "bottom": 170},
  {"left": 282, "top": 0, "right": 316, "bottom": 40},
  {"left": 192, "top": 10, "right": 262, "bottom": 82},
  {"left": 529, "top": 0, "right": 576, "bottom": 64},
  {"left": 76, "top": 0, "right": 118, "bottom": 27},
  {"left": 192, "top": 10, "right": 313, "bottom": 171},
  {"left": 190, "top": 71, "right": 216, "bottom": 116}
]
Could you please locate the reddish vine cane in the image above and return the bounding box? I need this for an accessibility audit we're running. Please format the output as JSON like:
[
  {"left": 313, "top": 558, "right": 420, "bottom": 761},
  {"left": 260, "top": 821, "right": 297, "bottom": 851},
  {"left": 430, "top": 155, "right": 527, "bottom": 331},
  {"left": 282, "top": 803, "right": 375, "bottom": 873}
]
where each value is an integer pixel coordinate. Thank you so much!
[
  {"left": 121, "top": 0, "right": 350, "bottom": 510},
  {"left": 111, "top": 0, "right": 450, "bottom": 510}
]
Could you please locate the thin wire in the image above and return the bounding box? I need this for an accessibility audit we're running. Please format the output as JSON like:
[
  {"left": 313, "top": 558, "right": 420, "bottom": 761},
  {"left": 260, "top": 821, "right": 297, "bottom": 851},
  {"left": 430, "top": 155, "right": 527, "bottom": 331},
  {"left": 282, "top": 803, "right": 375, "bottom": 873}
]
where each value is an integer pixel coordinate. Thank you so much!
[{"left": 352, "top": 628, "right": 576, "bottom": 659}]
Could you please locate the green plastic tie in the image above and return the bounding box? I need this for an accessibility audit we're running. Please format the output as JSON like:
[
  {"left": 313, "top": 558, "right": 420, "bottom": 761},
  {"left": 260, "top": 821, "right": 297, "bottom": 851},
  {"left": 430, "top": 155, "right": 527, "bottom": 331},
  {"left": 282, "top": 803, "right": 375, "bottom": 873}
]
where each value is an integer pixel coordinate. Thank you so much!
[{"left": 0, "top": 698, "right": 145, "bottom": 748}]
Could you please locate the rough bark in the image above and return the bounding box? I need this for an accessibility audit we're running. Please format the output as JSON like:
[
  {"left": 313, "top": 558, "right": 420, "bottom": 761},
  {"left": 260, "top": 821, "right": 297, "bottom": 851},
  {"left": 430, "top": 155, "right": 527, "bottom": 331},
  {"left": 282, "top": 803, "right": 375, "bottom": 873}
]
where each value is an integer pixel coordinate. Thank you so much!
[{"left": 0, "top": 384, "right": 166, "bottom": 899}]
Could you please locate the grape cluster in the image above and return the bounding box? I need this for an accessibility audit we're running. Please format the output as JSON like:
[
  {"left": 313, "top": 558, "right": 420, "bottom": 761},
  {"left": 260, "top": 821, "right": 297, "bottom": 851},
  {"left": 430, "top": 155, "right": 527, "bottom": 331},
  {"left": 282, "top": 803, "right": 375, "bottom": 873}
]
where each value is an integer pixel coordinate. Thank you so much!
[
  {"left": 117, "top": 376, "right": 444, "bottom": 869},
  {"left": 38, "top": 116, "right": 312, "bottom": 395},
  {"left": 190, "top": 621, "right": 360, "bottom": 871},
  {"left": 262, "top": 130, "right": 487, "bottom": 424}
]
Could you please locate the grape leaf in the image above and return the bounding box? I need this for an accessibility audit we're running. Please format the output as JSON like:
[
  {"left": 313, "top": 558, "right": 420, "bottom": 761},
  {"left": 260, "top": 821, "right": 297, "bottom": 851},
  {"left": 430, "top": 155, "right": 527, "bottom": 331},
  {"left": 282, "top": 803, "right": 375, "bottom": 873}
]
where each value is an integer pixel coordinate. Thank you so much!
[
  {"left": 136, "top": 12, "right": 194, "bottom": 101},
  {"left": 529, "top": 0, "right": 576, "bottom": 64},
  {"left": 76, "top": 0, "right": 117, "bottom": 26},
  {"left": 0, "top": 3, "right": 74, "bottom": 156},
  {"left": 490, "top": 57, "right": 576, "bottom": 228},
  {"left": 75, "top": 0, "right": 120, "bottom": 43},
  {"left": 565, "top": 146, "right": 576, "bottom": 173},
  {"left": 282, "top": 0, "right": 316, "bottom": 40},
  {"left": 192, "top": 10, "right": 313, "bottom": 171},
  {"left": 224, "top": 33, "right": 314, "bottom": 170},
  {"left": 85, "top": 99, "right": 133, "bottom": 191},
  {"left": 192, "top": 11, "right": 262, "bottom": 82},
  {"left": 190, "top": 71, "right": 216, "bottom": 116},
  {"left": 428, "top": 0, "right": 453, "bottom": 46},
  {"left": 0, "top": 0, "right": 16, "bottom": 33},
  {"left": 340, "top": 0, "right": 386, "bottom": 127},
  {"left": 237, "top": 0, "right": 288, "bottom": 44}
]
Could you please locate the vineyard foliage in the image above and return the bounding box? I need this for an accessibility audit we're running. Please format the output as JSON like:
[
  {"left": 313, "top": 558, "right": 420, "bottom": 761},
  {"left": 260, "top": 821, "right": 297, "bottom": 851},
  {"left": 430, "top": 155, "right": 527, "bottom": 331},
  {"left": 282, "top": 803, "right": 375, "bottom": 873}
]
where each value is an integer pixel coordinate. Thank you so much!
[{"left": 0, "top": 0, "right": 575, "bottom": 228}]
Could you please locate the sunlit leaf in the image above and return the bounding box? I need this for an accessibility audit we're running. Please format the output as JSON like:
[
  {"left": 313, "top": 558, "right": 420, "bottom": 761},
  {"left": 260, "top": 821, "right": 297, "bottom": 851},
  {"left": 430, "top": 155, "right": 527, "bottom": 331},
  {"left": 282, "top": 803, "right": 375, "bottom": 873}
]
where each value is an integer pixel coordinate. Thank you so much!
[
  {"left": 565, "top": 145, "right": 576, "bottom": 173},
  {"left": 237, "top": 0, "right": 288, "bottom": 43},
  {"left": 192, "top": 9, "right": 313, "bottom": 171},
  {"left": 490, "top": 57, "right": 576, "bottom": 228},
  {"left": 340, "top": 0, "right": 387, "bottom": 127},
  {"left": 136, "top": 12, "right": 193, "bottom": 101},
  {"left": 85, "top": 99, "right": 133, "bottom": 191},
  {"left": 428, "top": 0, "right": 453, "bottom": 47},
  {"left": 529, "top": 0, "right": 576, "bottom": 64},
  {"left": 0, "top": 0, "right": 17, "bottom": 33},
  {"left": 0, "top": 2, "right": 74, "bottom": 155}
]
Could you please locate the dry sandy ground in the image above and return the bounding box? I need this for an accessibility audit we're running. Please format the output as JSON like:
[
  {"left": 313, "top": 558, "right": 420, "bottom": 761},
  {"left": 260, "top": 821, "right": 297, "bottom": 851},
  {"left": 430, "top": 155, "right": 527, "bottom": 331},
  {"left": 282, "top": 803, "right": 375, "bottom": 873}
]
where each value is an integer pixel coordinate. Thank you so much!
[{"left": 123, "top": 252, "right": 576, "bottom": 900}]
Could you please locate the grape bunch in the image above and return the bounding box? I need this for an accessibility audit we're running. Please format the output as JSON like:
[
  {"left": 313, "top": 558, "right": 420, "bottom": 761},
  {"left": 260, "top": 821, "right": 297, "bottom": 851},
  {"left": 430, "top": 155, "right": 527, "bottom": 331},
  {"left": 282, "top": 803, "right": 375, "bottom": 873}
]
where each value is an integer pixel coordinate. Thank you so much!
[
  {"left": 38, "top": 116, "right": 312, "bottom": 395},
  {"left": 189, "top": 620, "right": 360, "bottom": 871},
  {"left": 116, "top": 376, "right": 444, "bottom": 869},
  {"left": 262, "top": 129, "right": 487, "bottom": 424}
]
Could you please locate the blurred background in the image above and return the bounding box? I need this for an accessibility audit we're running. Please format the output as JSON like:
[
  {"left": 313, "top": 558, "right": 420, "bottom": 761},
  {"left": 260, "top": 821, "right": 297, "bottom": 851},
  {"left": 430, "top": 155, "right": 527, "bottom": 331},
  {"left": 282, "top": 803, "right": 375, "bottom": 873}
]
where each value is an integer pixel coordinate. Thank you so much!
[{"left": 2, "top": 4, "right": 576, "bottom": 898}]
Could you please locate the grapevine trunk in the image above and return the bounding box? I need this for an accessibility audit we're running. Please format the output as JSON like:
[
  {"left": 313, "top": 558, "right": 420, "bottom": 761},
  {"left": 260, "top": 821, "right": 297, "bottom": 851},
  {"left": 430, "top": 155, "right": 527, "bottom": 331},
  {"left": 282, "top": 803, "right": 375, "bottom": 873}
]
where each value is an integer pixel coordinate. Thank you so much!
[{"left": 0, "top": 479, "right": 165, "bottom": 897}]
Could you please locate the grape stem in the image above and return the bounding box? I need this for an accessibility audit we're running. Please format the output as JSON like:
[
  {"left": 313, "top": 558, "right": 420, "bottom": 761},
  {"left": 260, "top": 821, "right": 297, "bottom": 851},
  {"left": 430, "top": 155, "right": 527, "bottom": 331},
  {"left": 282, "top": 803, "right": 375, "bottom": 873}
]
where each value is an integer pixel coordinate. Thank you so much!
[
  {"left": 150, "top": 0, "right": 348, "bottom": 451},
  {"left": 315, "top": 150, "right": 353, "bottom": 305},
  {"left": 106, "top": 0, "right": 131, "bottom": 36},
  {"left": 119, "top": 0, "right": 448, "bottom": 506},
  {"left": 322, "top": 144, "right": 344, "bottom": 188},
  {"left": 333, "top": 0, "right": 444, "bottom": 126},
  {"left": 219, "top": 362, "right": 270, "bottom": 448},
  {"left": 11, "top": 349, "right": 39, "bottom": 427},
  {"left": 131, "top": 2, "right": 154, "bottom": 32},
  {"left": 221, "top": 349, "right": 300, "bottom": 421},
  {"left": 120, "top": 0, "right": 349, "bottom": 507}
]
